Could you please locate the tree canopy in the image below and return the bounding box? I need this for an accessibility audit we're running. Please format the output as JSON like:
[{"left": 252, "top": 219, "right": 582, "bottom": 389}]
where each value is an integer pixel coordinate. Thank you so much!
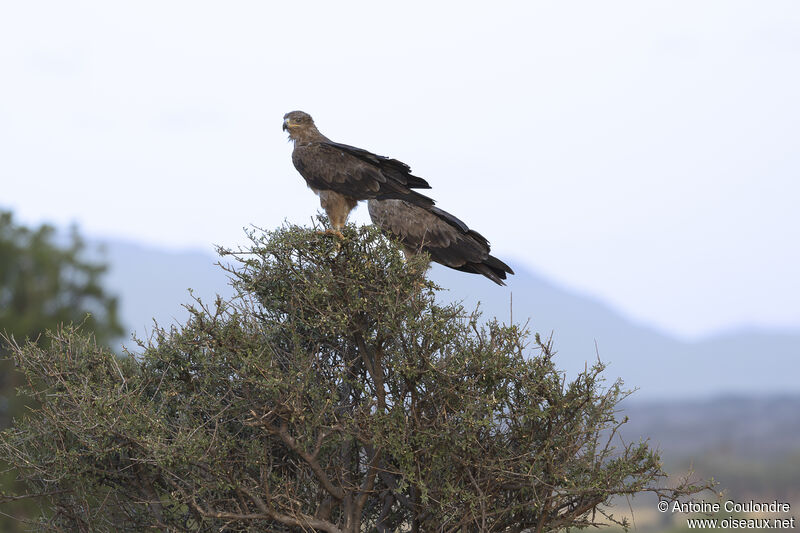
[
  {"left": 0, "top": 222, "right": 706, "bottom": 532},
  {"left": 0, "top": 210, "right": 122, "bottom": 354}
]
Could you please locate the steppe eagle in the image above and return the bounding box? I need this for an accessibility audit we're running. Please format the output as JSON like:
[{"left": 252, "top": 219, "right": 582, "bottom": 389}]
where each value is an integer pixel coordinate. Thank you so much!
[
  {"left": 283, "top": 111, "right": 434, "bottom": 232},
  {"left": 368, "top": 199, "right": 514, "bottom": 286}
]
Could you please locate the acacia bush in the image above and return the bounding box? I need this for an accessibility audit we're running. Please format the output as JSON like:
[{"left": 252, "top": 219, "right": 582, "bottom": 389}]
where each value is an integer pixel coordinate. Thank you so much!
[{"left": 0, "top": 223, "right": 707, "bottom": 532}]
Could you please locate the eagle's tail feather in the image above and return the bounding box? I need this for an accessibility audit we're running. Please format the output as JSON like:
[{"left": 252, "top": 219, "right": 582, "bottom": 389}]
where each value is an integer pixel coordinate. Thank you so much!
[
  {"left": 484, "top": 254, "right": 514, "bottom": 277},
  {"left": 454, "top": 255, "right": 514, "bottom": 286}
]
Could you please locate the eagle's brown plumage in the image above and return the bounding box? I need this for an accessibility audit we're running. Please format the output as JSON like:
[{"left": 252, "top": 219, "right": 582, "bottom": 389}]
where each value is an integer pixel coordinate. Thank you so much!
[
  {"left": 283, "top": 110, "right": 434, "bottom": 229},
  {"left": 368, "top": 199, "right": 514, "bottom": 286}
]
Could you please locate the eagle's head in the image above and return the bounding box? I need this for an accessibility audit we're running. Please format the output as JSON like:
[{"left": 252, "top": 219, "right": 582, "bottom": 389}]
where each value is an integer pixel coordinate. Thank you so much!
[{"left": 283, "top": 110, "right": 318, "bottom": 142}]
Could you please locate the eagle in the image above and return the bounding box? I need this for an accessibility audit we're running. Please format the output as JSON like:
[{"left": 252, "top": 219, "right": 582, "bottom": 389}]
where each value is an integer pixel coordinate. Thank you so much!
[
  {"left": 368, "top": 199, "right": 514, "bottom": 286},
  {"left": 283, "top": 111, "right": 434, "bottom": 234}
]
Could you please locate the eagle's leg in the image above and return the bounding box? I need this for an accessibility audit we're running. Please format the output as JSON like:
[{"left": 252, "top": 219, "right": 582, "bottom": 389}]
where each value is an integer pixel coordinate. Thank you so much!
[{"left": 317, "top": 192, "right": 357, "bottom": 239}]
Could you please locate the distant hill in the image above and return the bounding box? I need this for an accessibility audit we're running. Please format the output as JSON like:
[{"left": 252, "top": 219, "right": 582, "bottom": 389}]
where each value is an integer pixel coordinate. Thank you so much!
[
  {"left": 428, "top": 262, "right": 800, "bottom": 399},
  {"left": 619, "top": 394, "right": 800, "bottom": 462},
  {"left": 97, "top": 239, "right": 799, "bottom": 399}
]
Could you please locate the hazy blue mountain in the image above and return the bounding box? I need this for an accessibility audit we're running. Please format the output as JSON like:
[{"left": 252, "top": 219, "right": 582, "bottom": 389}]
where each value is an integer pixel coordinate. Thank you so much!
[
  {"left": 619, "top": 394, "right": 800, "bottom": 461},
  {"left": 97, "top": 239, "right": 799, "bottom": 399},
  {"left": 428, "top": 262, "right": 800, "bottom": 399}
]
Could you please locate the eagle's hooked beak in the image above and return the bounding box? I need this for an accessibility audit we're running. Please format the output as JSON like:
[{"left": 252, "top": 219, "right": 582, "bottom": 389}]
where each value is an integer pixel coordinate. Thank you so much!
[{"left": 282, "top": 119, "right": 289, "bottom": 132}]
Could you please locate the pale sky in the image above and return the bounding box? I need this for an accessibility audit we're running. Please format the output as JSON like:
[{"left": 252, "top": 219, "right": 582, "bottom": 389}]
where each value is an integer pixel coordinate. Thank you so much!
[{"left": 1, "top": 1, "right": 798, "bottom": 340}]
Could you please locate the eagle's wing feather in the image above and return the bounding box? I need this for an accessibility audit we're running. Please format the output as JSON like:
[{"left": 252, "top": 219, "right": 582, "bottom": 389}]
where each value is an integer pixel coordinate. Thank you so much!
[
  {"left": 323, "top": 141, "right": 432, "bottom": 190},
  {"left": 293, "top": 142, "right": 433, "bottom": 207}
]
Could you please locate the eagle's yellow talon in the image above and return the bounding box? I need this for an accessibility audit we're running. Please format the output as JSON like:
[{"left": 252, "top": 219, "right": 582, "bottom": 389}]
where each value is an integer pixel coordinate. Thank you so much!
[{"left": 316, "top": 229, "right": 345, "bottom": 240}]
